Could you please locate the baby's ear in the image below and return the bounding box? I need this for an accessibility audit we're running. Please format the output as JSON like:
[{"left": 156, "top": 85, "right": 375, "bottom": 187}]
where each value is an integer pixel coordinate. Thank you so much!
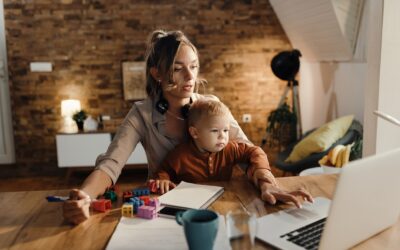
[{"left": 188, "top": 126, "right": 198, "bottom": 139}]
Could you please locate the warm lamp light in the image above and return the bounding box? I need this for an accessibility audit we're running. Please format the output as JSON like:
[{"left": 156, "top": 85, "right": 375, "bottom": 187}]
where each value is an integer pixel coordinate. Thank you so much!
[
  {"left": 61, "top": 99, "right": 81, "bottom": 117},
  {"left": 61, "top": 99, "right": 81, "bottom": 133}
]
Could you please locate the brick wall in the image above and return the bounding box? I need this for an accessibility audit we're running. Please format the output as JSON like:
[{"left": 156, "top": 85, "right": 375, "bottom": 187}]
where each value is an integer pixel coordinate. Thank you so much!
[{"left": 3, "top": 0, "right": 291, "bottom": 176}]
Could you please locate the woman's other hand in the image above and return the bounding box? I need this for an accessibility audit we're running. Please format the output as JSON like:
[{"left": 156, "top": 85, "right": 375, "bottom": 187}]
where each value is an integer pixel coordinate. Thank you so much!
[
  {"left": 63, "top": 189, "right": 91, "bottom": 225},
  {"left": 260, "top": 182, "right": 314, "bottom": 208}
]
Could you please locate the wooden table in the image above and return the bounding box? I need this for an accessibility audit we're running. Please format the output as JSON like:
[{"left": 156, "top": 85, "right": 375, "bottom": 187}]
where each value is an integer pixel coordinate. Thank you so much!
[{"left": 0, "top": 173, "right": 399, "bottom": 249}]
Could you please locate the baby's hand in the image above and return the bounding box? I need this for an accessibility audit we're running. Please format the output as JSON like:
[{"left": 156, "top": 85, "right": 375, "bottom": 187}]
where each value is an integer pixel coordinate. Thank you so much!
[{"left": 156, "top": 179, "right": 177, "bottom": 194}]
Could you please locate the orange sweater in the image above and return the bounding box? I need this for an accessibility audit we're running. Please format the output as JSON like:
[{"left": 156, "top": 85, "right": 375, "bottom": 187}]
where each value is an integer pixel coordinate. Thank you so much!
[{"left": 155, "top": 140, "right": 271, "bottom": 183}]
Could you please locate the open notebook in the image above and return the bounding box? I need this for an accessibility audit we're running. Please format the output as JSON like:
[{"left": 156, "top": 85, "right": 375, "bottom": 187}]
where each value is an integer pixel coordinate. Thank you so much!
[
  {"left": 158, "top": 181, "right": 224, "bottom": 209},
  {"left": 106, "top": 216, "right": 230, "bottom": 250}
]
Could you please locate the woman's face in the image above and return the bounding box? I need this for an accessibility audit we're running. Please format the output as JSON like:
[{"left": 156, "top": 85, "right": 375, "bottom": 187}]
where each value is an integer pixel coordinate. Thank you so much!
[{"left": 162, "top": 44, "right": 199, "bottom": 100}]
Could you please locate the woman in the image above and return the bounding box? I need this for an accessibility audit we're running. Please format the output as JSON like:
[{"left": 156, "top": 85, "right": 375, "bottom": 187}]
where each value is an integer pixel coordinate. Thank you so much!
[{"left": 63, "top": 30, "right": 312, "bottom": 225}]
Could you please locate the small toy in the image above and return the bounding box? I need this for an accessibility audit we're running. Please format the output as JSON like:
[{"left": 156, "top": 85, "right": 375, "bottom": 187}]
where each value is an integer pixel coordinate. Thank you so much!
[
  {"left": 129, "top": 197, "right": 144, "bottom": 213},
  {"left": 106, "top": 185, "right": 120, "bottom": 193},
  {"left": 137, "top": 206, "right": 157, "bottom": 219},
  {"left": 147, "top": 180, "right": 158, "bottom": 193},
  {"left": 139, "top": 195, "right": 150, "bottom": 205},
  {"left": 121, "top": 203, "right": 134, "bottom": 217},
  {"left": 148, "top": 197, "right": 160, "bottom": 210},
  {"left": 92, "top": 199, "right": 111, "bottom": 212},
  {"left": 132, "top": 187, "right": 150, "bottom": 197},
  {"left": 123, "top": 191, "right": 133, "bottom": 202},
  {"left": 104, "top": 190, "right": 117, "bottom": 202}
]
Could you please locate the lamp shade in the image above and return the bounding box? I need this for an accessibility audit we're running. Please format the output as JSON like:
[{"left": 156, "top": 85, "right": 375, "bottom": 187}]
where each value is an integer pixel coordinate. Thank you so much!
[
  {"left": 271, "top": 49, "right": 302, "bottom": 81},
  {"left": 61, "top": 99, "right": 81, "bottom": 117}
]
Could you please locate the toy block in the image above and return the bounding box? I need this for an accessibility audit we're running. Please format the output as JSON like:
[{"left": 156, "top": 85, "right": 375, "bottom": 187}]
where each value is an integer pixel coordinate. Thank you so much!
[
  {"left": 123, "top": 191, "right": 133, "bottom": 202},
  {"left": 137, "top": 206, "right": 157, "bottom": 219},
  {"left": 132, "top": 187, "right": 150, "bottom": 197},
  {"left": 121, "top": 203, "right": 134, "bottom": 217},
  {"left": 147, "top": 180, "right": 158, "bottom": 193},
  {"left": 128, "top": 197, "right": 144, "bottom": 213},
  {"left": 104, "top": 190, "right": 117, "bottom": 202},
  {"left": 92, "top": 199, "right": 111, "bottom": 212},
  {"left": 148, "top": 198, "right": 160, "bottom": 210},
  {"left": 107, "top": 185, "right": 120, "bottom": 193},
  {"left": 139, "top": 196, "right": 150, "bottom": 205}
]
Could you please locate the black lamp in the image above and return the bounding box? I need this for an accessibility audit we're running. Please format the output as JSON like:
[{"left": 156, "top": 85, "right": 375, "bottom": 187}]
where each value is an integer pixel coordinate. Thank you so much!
[{"left": 271, "top": 49, "right": 303, "bottom": 138}]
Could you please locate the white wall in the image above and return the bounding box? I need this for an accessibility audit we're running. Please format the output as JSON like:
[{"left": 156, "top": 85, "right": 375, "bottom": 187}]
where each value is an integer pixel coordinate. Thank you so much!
[
  {"left": 298, "top": 0, "right": 369, "bottom": 132},
  {"left": 299, "top": 62, "right": 366, "bottom": 132},
  {"left": 374, "top": 0, "right": 400, "bottom": 153},
  {"left": 362, "top": 0, "right": 382, "bottom": 156},
  {"left": 299, "top": 0, "right": 400, "bottom": 155}
]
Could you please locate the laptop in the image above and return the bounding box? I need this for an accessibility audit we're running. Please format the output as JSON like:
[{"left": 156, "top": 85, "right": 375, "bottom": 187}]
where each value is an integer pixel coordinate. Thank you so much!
[{"left": 256, "top": 148, "right": 400, "bottom": 250}]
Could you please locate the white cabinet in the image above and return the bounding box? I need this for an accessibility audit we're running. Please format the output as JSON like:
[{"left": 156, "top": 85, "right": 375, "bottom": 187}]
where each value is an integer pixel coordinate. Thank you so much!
[{"left": 56, "top": 133, "right": 147, "bottom": 168}]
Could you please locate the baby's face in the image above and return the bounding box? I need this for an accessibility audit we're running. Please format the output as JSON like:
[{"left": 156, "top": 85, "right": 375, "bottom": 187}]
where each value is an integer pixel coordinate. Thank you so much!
[{"left": 191, "top": 115, "right": 230, "bottom": 153}]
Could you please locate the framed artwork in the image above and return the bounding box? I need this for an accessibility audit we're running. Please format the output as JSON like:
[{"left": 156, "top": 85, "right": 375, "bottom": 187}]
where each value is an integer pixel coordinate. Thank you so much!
[{"left": 122, "top": 61, "right": 146, "bottom": 100}]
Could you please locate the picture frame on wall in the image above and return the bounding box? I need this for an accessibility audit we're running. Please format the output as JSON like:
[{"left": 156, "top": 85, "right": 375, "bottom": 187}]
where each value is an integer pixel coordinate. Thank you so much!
[{"left": 122, "top": 61, "right": 146, "bottom": 100}]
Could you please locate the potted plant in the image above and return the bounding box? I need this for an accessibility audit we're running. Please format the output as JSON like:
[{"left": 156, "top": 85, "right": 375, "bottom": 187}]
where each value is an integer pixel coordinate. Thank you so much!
[
  {"left": 264, "top": 102, "right": 297, "bottom": 150},
  {"left": 73, "top": 110, "right": 87, "bottom": 131}
]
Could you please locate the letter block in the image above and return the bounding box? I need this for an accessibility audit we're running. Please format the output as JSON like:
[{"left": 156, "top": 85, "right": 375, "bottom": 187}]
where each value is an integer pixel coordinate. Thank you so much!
[{"left": 121, "top": 203, "right": 134, "bottom": 217}]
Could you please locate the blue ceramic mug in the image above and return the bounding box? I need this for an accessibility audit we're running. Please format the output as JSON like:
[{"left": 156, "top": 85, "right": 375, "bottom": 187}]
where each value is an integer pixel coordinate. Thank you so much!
[{"left": 176, "top": 209, "right": 219, "bottom": 250}]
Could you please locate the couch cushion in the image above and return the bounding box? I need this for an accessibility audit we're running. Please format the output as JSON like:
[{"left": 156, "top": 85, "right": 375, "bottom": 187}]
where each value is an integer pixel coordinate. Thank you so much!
[{"left": 285, "top": 115, "right": 354, "bottom": 163}]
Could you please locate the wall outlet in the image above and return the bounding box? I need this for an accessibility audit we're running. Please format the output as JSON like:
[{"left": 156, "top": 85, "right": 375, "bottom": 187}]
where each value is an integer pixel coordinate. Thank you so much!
[
  {"left": 242, "top": 114, "right": 252, "bottom": 123},
  {"left": 101, "top": 115, "right": 111, "bottom": 121},
  {"left": 30, "top": 62, "right": 52, "bottom": 72}
]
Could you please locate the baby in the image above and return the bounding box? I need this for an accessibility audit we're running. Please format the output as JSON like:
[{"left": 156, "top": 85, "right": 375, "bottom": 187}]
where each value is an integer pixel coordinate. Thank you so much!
[{"left": 155, "top": 100, "right": 312, "bottom": 207}]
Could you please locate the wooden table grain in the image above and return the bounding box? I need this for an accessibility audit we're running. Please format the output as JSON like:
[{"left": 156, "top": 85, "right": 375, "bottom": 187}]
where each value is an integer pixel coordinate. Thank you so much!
[{"left": 0, "top": 173, "right": 398, "bottom": 250}]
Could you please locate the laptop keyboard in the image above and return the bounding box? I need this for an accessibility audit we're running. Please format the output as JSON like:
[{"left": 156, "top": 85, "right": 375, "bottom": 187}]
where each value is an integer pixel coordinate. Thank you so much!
[{"left": 280, "top": 217, "right": 326, "bottom": 250}]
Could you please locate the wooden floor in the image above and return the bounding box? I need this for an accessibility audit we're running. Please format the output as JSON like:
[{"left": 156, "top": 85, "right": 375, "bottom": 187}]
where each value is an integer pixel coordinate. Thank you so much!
[{"left": 0, "top": 166, "right": 287, "bottom": 192}]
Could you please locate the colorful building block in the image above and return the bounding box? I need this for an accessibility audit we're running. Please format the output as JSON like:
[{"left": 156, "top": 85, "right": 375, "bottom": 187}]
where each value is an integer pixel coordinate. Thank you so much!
[
  {"left": 121, "top": 203, "right": 134, "bottom": 217},
  {"left": 107, "top": 185, "right": 120, "bottom": 193},
  {"left": 132, "top": 187, "right": 150, "bottom": 197},
  {"left": 123, "top": 191, "right": 133, "bottom": 202},
  {"left": 148, "top": 197, "right": 160, "bottom": 210},
  {"left": 104, "top": 190, "right": 117, "bottom": 202},
  {"left": 92, "top": 199, "right": 111, "bottom": 212},
  {"left": 137, "top": 206, "right": 157, "bottom": 219},
  {"left": 128, "top": 197, "right": 144, "bottom": 213},
  {"left": 139, "top": 196, "right": 150, "bottom": 205}
]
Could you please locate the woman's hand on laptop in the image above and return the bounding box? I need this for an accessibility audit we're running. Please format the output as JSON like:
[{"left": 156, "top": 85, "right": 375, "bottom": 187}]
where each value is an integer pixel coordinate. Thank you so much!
[{"left": 259, "top": 182, "right": 314, "bottom": 208}]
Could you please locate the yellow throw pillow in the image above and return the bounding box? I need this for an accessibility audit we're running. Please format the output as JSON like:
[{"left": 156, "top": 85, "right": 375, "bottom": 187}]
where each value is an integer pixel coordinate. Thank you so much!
[{"left": 285, "top": 115, "right": 354, "bottom": 163}]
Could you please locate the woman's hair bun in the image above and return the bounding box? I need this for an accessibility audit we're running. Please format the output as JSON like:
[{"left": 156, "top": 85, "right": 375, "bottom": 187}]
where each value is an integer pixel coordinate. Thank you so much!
[{"left": 150, "top": 30, "right": 168, "bottom": 44}]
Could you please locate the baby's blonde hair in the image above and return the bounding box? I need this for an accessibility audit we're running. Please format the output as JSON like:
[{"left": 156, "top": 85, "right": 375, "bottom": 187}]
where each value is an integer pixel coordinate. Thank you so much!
[{"left": 188, "top": 100, "right": 230, "bottom": 126}]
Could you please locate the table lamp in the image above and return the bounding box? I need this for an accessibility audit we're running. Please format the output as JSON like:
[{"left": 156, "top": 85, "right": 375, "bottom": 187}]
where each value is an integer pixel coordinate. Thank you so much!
[
  {"left": 61, "top": 99, "right": 81, "bottom": 133},
  {"left": 373, "top": 110, "right": 400, "bottom": 127}
]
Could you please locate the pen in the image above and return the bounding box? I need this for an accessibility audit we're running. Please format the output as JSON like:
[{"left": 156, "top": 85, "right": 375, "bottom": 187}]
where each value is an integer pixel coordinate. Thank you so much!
[
  {"left": 46, "top": 195, "right": 95, "bottom": 205},
  {"left": 46, "top": 195, "right": 70, "bottom": 202}
]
